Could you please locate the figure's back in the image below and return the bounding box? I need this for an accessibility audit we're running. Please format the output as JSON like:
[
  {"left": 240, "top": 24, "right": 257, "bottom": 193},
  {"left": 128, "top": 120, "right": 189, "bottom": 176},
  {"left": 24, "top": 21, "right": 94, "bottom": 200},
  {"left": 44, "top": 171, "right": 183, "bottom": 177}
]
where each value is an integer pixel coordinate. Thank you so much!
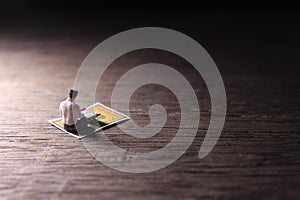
[{"left": 60, "top": 99, "right": 79, "bottom": 125}]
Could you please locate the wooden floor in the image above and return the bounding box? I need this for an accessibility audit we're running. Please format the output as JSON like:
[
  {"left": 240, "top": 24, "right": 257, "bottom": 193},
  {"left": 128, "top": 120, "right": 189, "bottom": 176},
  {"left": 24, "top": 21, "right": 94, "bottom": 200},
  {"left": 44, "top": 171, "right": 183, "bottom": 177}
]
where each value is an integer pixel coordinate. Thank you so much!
[{"left": 0, "top": 30, "right": 299, "bottom": 200}]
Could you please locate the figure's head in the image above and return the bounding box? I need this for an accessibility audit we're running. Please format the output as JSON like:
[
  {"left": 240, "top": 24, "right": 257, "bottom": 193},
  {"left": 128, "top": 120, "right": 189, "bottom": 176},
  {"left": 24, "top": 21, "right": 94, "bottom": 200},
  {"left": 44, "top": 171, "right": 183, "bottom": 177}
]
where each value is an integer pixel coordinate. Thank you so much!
[{"left": 69, "top": 89, "right": 78, "bottom": 99}]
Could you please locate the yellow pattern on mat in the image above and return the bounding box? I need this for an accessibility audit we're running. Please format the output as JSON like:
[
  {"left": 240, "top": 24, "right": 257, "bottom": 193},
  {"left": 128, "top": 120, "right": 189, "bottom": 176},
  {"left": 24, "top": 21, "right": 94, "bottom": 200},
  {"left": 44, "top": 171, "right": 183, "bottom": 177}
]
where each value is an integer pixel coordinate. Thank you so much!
[
  {"left": 54, "top": 119, "right": 63, "bottom": 128},
  {"left": 89, "top": 104, "right": 126, "bottom": 124}
]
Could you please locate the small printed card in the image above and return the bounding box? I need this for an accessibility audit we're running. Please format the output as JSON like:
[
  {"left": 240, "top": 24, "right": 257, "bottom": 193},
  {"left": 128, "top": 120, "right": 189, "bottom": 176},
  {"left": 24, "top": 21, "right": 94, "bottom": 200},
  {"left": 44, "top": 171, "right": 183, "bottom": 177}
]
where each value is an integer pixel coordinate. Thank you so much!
[{"left": 48, "top": 102, "right": 130, "bottom": 138}]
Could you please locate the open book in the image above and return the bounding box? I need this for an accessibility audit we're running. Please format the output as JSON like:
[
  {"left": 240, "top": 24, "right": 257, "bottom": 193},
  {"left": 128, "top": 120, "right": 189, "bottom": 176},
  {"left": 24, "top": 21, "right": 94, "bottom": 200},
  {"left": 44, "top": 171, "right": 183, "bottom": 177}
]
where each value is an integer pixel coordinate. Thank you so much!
[{"left": 48, "top": 102, "right": 130, "bottom": 139}]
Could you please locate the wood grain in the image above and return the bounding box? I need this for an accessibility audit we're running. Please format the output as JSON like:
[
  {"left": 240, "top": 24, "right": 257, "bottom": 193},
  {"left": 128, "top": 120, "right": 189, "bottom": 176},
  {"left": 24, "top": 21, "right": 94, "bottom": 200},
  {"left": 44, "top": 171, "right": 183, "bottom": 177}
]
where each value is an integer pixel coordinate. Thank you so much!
[{"left": 0, "top": 31, "right": 299, "bottom": 200}]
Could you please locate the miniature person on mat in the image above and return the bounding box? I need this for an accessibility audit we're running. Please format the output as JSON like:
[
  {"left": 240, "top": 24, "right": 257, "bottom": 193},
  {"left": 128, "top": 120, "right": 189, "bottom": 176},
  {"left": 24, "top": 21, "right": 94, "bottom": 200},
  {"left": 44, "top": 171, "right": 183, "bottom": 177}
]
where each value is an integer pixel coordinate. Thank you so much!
[
  {"left": 59, "top": 89, "right": 84, "bottom": 134},
  {"left": 59, "top": 89, "right": 99, "bottom": 135}
]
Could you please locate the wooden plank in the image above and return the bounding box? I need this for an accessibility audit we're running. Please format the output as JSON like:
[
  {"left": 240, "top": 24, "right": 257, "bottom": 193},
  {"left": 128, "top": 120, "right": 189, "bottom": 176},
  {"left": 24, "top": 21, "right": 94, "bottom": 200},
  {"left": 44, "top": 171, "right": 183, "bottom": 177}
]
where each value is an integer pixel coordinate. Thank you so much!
[{"left": 0, "top": 32, "right": 299, "bottom": 200}]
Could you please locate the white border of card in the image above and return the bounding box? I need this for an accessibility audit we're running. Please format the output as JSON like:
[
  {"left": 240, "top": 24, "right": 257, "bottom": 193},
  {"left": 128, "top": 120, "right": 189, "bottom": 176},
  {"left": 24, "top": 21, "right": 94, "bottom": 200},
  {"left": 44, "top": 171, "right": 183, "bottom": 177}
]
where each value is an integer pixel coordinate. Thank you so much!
[{"left": 48, "top": 102, "right": 130, "bottom": 139}]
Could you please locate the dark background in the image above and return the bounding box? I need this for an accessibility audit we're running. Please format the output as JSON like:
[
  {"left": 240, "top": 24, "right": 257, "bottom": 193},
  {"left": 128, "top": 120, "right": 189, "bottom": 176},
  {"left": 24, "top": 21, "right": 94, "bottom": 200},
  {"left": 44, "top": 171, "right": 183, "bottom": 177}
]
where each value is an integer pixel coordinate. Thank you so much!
[{"left": 1, "top": 0, "right": 299, "bottom": 74}]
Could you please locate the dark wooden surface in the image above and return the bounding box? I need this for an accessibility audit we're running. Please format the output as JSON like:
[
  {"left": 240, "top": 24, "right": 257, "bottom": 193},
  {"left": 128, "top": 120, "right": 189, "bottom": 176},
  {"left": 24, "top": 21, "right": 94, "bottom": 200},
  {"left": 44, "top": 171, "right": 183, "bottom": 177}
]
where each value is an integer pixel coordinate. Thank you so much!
[{"left": 0, "top": 28, "right": 299, "bottom": 200}]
